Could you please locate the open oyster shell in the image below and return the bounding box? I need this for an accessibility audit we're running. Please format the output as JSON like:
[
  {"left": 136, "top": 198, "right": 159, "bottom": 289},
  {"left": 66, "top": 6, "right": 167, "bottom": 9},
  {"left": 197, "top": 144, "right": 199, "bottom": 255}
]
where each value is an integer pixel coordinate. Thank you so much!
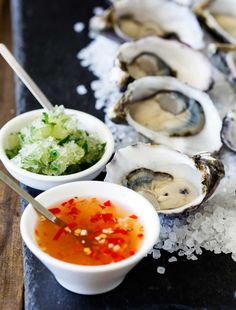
[
  {"left": 208, "top": 43, "right": 236, "bottom": 90},
  {"left": 105, "top": 144, "right": 225, "bottom": 214},
  {"left": 112, "top": 36, "right": 212, "bottom": 91},
  {"left": 195, "top": 0, "right": 236, "bottom": 43},
  {"left": 110, "top": 76, "right": 222, "bottom": 155},
  {"left": 174, "top": 0, "right": 193, "bottom": 5},
  {"left": 108, "top": 0, "right": 195, "bottom": 6},
  {"left": 221, "top": 110, "right": 236, "bottom": 152},
  {"left": 91, "top": 0, "right": 204, "bottom": 49}
]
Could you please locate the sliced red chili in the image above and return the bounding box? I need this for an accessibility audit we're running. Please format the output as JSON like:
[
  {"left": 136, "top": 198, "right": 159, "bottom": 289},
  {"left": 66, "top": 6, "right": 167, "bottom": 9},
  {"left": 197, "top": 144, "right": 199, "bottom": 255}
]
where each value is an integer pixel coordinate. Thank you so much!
[
  {"left": 102, "top": 213, "right": 114, "bottom": 223},
  {"left": 67, "top": 207, "right": 79, "bottom": 216},
  {"left": 114, "top": 228, "right": 128, "bottom": 235},
  {"left": 49, "top": 207, "right": 61, "bottom": 215},
  {"left": 107, "top": 237, "right": 125, "bottom": 245},
  {"left": 103, "top": 247, "right": 114, "bottom": 256},
  {"left": 68, "top": 222, "right": 77, "bottom": 229},
  {"left": 89, "top": 248, "right": 97, "bottom": 258},
  {"left": 94, "top": 225, "right": 102, "bottom": 233},
  {"left": 129, "top": 214, "right": 138, "bottom": 219},
  {"left": 68, "top": 198, "right": 74, "bottom": 205},
  {"left": 90, "top": 213, "right": 102, "bottom": 223},
  {"left": 53, "top": 228, "right": 65, "bottom": 241},
  {"left": 110, "top": 251, "right": 124, "bottom": 262},
  {"left": 87, "top": 234, "right": 95, "bottom": 241},
  {"left": 104, "top": 200, "right": 111, "bottom": 207},
  {"left": 137, "top": 233, "right": 144, "bottom": 238},
  {"left": 61, "top": 201, "right": 67, "bottom": 206},
  {"left": 99, "top": 204, "right": 106, "bottom": 209}
]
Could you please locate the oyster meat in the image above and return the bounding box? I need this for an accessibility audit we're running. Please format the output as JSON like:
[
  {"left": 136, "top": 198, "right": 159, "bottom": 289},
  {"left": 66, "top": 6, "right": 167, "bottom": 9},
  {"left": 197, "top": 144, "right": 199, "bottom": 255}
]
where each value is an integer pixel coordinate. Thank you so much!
[
  {"left": 112, "top": 36, "right": 212, "bottom": 91},
  {"left": 208, "top": 43, "right": 236, "bottom": 90},
  {"left": 90, "top": 0, "right": 204, "bottom": 49},
  {"left": 105, "top": 144, "right": 225, "bottom": 214},
  {"left": 195, "top": 0, "right": 236, "bottom": 43},
  {"left": 110, "top": 76, "right": 222, "bottom": 155}
]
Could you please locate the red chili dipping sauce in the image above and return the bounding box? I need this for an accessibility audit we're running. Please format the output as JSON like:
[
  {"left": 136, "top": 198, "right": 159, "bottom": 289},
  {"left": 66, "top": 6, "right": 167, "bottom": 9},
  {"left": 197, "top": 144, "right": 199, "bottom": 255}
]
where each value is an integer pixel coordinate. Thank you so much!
[{"left": 35, "top": 197, "right": 144, "bottom": 266}]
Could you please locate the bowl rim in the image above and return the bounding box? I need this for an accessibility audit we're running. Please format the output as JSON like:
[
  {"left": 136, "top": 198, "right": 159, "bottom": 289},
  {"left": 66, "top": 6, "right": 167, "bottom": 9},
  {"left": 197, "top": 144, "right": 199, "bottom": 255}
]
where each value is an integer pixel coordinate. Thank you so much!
[
  {"left": 0, "top": 109, "right": 114, "bottom": 181},
  {"left": 20, "top": 181, "right": 160, "bottom": 273}
]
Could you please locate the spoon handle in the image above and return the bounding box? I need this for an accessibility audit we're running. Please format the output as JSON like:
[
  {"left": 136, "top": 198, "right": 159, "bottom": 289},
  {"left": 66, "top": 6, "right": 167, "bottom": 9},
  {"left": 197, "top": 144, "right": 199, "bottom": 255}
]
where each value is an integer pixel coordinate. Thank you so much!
[
  {"left": 0, "top": 43, "right": 53, "bottom": 111},
  {"left": 0, "top": 170, "right": 67, "bottom": 227}
]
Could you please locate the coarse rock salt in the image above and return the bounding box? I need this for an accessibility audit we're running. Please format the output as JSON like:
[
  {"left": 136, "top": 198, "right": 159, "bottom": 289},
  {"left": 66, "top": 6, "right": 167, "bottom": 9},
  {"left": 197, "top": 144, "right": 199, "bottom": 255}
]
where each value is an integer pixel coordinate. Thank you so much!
[
  {"left": 76, "top": 85, "right": 88, "bottom": 95},
  {"left": 168, "top": 256, "right": 177, "bottom": 263},
  {"left": 78, "top": 34, "right": 145, "bottom": 149},
  {"left": 151, "top": 188, "right": 236, "bottom": 262},
  {"left": 157, "top": 266, "right": 166, "bottom": 274},
  {"left": 76, "top": 18, "right": 236, "bottom": 268},
  {"left": 74, "top": 22, "right": 85, "bottom": 33},
  {"left": 93, "top": 7, "right": 104, "bottom": 16},
  {"left": 152, "top": 249, "right": 161, "bottom": 260}
]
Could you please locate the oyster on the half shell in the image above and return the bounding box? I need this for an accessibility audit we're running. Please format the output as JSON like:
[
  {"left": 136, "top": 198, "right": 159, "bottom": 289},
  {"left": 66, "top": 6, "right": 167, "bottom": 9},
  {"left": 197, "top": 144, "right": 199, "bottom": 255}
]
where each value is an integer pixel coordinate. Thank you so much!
[
  {"left": 110, "top": 76, "right": 222, "bottom": 155},
  {"left": 221, "top": 110, "right": 236, "bottom": 152},
  {"left": 90, "top": 0, "right": 204, "bottom": 49},
  {"left": 112, "top": 36, "right": 212, "bottom": 91},
  {"left": 195, "top": 0, "right": 236, "bottom": 43},
  {"left": 208, "top": 43, "right": 236, "bottom": 90},
  {"left": 105, "top": 144, "right": 225, "bottom": 214}
]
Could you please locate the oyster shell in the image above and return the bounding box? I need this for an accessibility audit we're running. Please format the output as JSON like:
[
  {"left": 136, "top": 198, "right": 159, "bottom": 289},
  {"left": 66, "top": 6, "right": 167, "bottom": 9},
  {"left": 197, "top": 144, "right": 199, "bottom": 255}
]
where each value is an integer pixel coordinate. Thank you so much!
[
  {"left": 174, "top": 0, "right": 193, "bottom": 5},
  {"left": 110, "top": 76, "right": 222, "bottom": 155},
  {"left": 221, "top": 110, "right": 236, "bottom": 152},
  {"left": 208, "top": 43, "right": 236, "bottom": 90},
  {"left": 108, "top": 0, "right": 195, "bottom": 6},
  {"left": 90, "top": 0, "right": 204, "bottom": 49},
  {"left": 105, "top": 144, "right": 225, "bottom": 214},
  {"left": 112, "top": 36, "right": 212, "bottom": 91},
  {"left": 195, "top": 0, "right": 236, "bottom": 43}
]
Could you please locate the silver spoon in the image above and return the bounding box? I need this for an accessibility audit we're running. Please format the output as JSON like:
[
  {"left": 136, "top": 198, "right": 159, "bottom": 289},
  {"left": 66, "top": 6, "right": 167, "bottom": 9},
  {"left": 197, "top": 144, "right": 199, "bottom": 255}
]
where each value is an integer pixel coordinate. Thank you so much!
[
  {"left": 0, "top": 43, "right": 53, "bottom": 111},
  {"left": 0, "top": 170, "right": 77, "bottom": 236}
]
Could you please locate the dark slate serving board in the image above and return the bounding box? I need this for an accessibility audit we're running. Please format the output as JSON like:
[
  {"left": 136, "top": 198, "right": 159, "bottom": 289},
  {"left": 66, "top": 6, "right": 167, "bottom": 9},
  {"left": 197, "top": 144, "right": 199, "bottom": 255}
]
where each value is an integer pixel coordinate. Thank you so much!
[{"left": 10, "top": 0, "right": 236, "bottom": 309}]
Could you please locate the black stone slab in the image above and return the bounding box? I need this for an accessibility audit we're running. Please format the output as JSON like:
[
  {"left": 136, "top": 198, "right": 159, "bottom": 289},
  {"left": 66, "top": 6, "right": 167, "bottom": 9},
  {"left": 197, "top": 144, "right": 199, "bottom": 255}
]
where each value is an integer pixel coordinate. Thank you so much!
[{"left": 10, "top": 0, "right": 236, "bottom": 309}]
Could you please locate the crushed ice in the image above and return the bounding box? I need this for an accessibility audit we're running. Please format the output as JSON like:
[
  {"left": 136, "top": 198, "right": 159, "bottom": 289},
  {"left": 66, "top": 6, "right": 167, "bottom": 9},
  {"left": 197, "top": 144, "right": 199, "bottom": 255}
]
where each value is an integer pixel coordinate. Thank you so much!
[{"left": 76, "top": 26, "right": 236, "bottom": 266}]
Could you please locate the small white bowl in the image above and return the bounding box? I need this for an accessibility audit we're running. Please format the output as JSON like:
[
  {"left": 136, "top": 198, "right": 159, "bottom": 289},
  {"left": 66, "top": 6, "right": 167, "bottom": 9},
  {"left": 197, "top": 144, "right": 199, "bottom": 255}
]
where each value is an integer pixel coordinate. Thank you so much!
[
  {"left": 0, "top": 109, "right": 114, "bottom": 190},
  {"left": 20, "top": 181, "right": 160, "bottom": 295}
]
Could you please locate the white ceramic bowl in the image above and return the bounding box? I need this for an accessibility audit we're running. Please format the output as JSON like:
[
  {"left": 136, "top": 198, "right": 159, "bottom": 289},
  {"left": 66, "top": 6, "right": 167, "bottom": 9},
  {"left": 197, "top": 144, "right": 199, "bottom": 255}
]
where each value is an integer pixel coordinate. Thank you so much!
[
  {"left": 20, "top": 181, "right": 160, "bottom": 295},
  {"left": 0, "top": 109, "right": 114, "bottom": 190}
]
